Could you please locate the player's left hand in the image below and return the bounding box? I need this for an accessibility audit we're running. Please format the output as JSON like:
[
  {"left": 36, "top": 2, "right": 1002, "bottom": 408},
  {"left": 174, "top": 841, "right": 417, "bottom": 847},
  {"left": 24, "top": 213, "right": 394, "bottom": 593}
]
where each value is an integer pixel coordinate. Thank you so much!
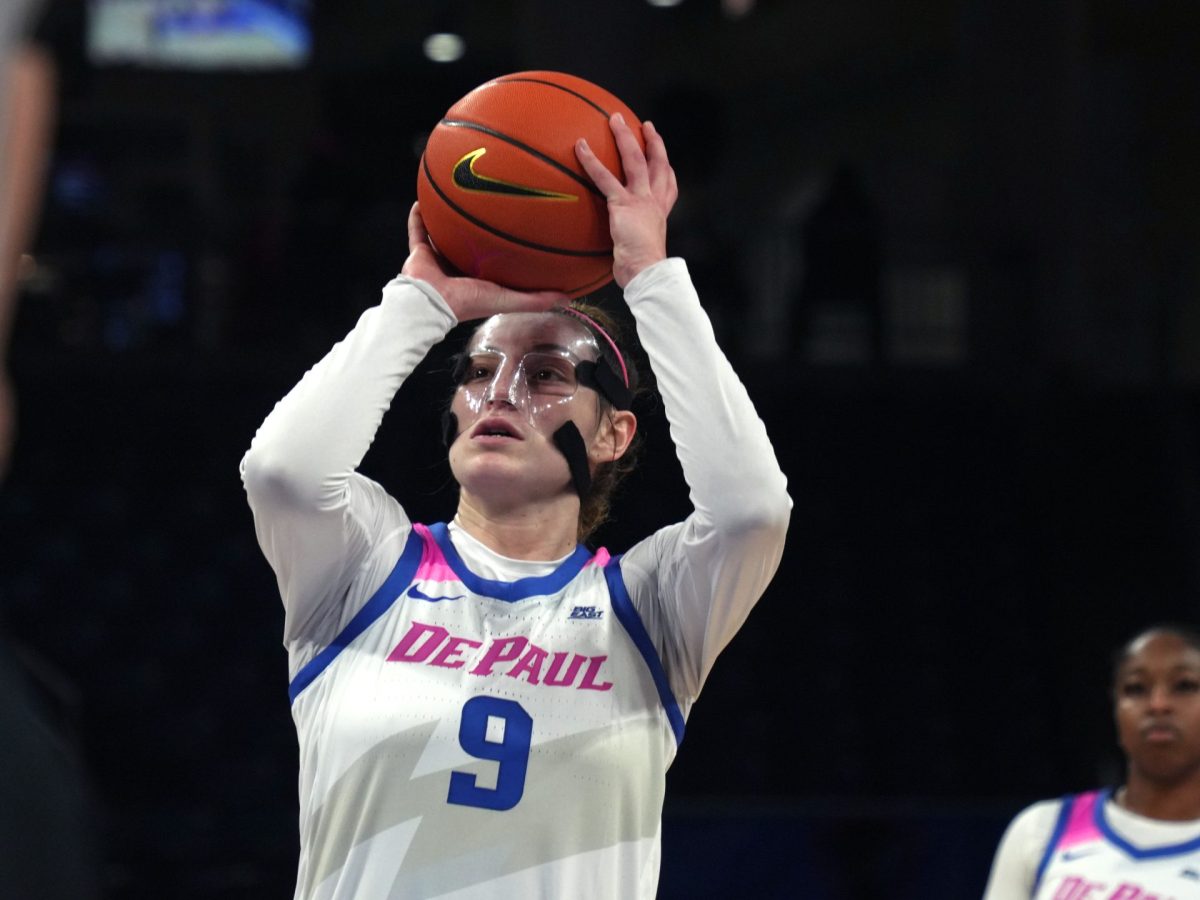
[{"left": 575, "top": 114, "right": 678, "bottom": 289}]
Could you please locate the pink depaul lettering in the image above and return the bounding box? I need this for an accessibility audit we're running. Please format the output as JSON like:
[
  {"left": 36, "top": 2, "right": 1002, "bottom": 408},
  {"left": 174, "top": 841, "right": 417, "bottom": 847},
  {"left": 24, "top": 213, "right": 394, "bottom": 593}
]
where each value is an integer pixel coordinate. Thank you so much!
[
  {"left": 1050, "top": 876, "right": 1178, "bottom": 900},
  {"left": 387, "top": 621, "right": 614, "bottom": 692}
]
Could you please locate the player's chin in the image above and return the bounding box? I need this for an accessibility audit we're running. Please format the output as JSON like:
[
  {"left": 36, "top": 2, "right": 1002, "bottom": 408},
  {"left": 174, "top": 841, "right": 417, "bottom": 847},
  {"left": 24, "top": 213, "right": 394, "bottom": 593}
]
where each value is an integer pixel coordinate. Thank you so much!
[
  {"left": 1130, "top": 748, "right": 1200, "bottom": 781},
  {"left": 454, "top": 453, "right": 515, "bottom": 484},
  {"left": 455, "top": 454, "right": 536, "bottom": 492},
  {"left": 457, "top": 442, "right": 570, "bottom": 485}
]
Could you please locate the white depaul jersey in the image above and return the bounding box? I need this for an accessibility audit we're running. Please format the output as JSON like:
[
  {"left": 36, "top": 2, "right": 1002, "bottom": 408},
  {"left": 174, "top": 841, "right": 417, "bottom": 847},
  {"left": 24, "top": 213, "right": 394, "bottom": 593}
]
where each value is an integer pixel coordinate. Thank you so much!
[
  {"left": 1035, "top": 790, "right": 1200, "bottom": 899},
  {"left": 984, "top": 789, "right": 1200, "bottom": 900},
  {"left": 241, "top": 259, "right": 792, "bottom": 899},
  {"left": 290, "top": 521, "right": 679, "bottom": 899}
]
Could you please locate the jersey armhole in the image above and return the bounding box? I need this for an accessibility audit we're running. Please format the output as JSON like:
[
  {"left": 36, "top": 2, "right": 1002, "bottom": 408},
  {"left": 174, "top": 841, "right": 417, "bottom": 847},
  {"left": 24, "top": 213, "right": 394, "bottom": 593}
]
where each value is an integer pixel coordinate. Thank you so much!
[
  {"left": 288, "top": 526, "right": 427, "bottom": 703},
  {"left": 1032, "top": 794, "right": 1076, "bottom": 894},
  {"left": 603, "top": 555, "right": 686, "bottom": 746}
]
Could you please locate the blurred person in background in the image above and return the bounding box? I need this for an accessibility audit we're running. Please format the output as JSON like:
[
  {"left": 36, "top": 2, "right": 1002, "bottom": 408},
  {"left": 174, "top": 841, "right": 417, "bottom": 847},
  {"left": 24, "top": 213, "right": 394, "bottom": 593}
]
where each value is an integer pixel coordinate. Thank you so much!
[
  {"left": 0, "top": 1, "right": 100, "bottom": 896},
  {"left": 983, "top": 624, "right": 1200, "bottom": 899},
  {"left": 0, "top": 0, "right": 55, "bottom": 475}
]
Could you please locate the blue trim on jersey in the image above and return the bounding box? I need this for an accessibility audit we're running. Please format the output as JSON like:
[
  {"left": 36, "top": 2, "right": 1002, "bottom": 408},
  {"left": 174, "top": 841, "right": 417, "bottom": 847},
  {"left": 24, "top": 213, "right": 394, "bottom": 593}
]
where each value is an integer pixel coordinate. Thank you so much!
[
  {"left": 603, "top": 555, "right": 686, "bottom": 746},
  {"left": 1095, "top": 787, "right": 1200, "bottom": 859},
  {"left": 1032, "top": 793, "right": 1076, "bottom": 894},
  {"left": 287, "top": 528, "right": 426, "bottom": 704},
  {"left": 428, "top": 521, "right": 593, "bottom": 602}
]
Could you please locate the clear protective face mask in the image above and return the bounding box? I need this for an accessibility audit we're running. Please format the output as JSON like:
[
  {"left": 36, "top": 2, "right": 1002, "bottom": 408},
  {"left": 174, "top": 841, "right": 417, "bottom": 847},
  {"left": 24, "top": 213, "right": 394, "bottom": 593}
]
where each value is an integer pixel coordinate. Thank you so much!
[{"left": 455, "top": 316, "right": 603, "bottom": 426}]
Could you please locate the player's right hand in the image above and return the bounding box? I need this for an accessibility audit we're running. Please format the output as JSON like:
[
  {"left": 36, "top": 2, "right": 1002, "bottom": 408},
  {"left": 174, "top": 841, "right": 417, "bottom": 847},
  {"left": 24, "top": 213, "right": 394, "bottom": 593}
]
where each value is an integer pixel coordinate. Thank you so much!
[{"left": 402, "top": 203, "right": 567, "bottom": 323}]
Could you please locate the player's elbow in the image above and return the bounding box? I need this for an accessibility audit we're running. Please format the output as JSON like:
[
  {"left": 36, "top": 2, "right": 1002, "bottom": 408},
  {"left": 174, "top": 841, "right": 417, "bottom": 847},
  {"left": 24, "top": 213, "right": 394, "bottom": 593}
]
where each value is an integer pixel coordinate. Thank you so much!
[
  {"left": 735, "top": 506, "right": 791, "bottom": 566},
  {"left": 240, "top": 446, "right": 324, "bottom": 510},
  {"left": 721, "top": 480, "right": 793, "bottom": 543},
  {"left": 758, "top": 487, "right": 793, "bottom": 537}
]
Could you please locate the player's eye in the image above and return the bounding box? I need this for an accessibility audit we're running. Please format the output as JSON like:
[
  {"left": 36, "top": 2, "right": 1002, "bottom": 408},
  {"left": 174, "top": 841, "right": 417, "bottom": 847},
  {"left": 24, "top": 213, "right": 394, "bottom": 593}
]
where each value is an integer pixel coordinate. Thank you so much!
[
  {"left": 523, "top": 355, "right": 576, "bottom": 393},
  {"left": 463, "top": 356, "right": 498, "bottom": 382},
  {"left": 1120, "top": 681, "right": 1148, "bottom": 698},
  {"left": 1174, "top": 678, "right": 1200, "bottom": 694}
]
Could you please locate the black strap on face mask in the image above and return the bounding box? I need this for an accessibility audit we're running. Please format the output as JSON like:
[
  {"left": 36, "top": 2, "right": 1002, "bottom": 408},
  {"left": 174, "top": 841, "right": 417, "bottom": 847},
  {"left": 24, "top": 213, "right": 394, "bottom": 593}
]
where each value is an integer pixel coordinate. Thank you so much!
[
  {"left": 575, "top": 358, "right": 633, "bottom": 411},
  {"left": 441, "top": 410, "right": 458, "bottom": 448},
  {"left": 552, "top": 421, "right": 592, "bottom": 497}
]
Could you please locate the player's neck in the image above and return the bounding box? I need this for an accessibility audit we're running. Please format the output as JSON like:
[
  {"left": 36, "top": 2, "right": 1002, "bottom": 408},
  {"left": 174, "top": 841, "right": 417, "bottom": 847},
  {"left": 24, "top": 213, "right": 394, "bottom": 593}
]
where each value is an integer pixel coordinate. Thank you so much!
[
  {"left": 453, "top": 495, "right": 580, "bottom": 561},
  {"left": 1119, "top": 773, "right": 1200, "bottom": 821}
]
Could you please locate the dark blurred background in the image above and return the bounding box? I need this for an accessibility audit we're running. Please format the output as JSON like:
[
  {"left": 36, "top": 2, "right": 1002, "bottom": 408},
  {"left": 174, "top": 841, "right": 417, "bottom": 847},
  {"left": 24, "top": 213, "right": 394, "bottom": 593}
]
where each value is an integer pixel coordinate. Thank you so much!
[{"left": 3, "top": 0, "right": 1200, "bottom": 897}]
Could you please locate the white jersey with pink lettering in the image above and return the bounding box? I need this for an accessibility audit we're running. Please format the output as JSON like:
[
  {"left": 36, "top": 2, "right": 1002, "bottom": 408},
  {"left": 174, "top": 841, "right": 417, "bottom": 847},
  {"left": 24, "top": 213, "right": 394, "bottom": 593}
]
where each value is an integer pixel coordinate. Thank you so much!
[
  {"left": 983, "top": 789, "right": 1200, "bottom": 900},
  {"left": 287, "top": 519, "right": 680, "bottom": 899},
  {"left": 241, "top": 259, "right": 792, "bottom": 899}
]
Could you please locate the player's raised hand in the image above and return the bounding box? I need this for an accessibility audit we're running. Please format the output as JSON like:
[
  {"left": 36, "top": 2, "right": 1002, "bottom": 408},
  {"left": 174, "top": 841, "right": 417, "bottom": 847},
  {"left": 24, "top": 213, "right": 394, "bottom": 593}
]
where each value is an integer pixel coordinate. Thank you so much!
[
  {"left": 401, "top": 203, "right": 567, "bottom": 322},
  {"left": 575, "top": 114, "right": 678, "bottom": 289}
]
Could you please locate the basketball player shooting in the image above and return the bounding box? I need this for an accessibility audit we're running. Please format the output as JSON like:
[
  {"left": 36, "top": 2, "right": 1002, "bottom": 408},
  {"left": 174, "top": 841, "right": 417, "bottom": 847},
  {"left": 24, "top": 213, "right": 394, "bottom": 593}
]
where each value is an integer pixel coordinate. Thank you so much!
[{"left": 241, "top": 95, "right": 792, "bottom": 899}]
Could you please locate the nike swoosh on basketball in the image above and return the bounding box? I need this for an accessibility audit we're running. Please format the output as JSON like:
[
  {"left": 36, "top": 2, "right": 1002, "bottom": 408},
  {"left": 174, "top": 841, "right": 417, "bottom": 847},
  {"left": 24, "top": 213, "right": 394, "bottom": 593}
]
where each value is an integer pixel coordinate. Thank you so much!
[
  {"left": 407, "top": 585, "right": 465, "bottom": 602},
  {"left": 452, "top": 148, "right": 578, "bottom": 201}
]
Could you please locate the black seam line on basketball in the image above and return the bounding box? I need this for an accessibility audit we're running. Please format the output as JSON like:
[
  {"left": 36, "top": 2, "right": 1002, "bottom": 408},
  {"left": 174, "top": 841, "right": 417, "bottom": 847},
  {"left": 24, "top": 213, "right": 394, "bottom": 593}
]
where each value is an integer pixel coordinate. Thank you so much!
[
  {"left": 422, "top": 155, "right": 610, "bottom": 258},
  {"left": 494, "top": 77, "right": 612, "bottom": 120},
  {"left": 567, "top": 270, "right": 614, "bottom": 295},
  {"left": 440, "top": 120, "right": 605, "bottom": 199},
  {"left": 453, "top": 149, "right": 578, "bottom": 201}
]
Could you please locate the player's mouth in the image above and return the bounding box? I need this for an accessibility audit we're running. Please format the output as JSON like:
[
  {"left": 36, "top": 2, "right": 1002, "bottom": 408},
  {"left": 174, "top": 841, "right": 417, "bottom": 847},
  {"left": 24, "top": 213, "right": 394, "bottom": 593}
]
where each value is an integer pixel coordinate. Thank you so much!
[
  {"left": 471, "top": 416, "right": 524, "bottom": 442},
  {"left": 1141, "top": 722, "right": 1182, "bottom": 743}
]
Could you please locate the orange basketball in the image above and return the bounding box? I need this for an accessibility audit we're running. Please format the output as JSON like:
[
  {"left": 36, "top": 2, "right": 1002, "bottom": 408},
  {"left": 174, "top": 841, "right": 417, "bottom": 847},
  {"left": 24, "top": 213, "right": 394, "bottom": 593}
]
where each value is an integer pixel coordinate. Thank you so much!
[{"left": 416, "top": 71, "right": 644, "bottom": 297}]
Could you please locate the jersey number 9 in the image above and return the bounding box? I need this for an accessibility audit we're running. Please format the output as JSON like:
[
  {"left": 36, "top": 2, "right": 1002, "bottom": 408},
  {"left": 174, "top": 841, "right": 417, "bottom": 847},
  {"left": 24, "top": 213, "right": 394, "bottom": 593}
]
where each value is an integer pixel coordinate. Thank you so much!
[{"left": 447, "top": 696, "right": 533, "bottom": 811}]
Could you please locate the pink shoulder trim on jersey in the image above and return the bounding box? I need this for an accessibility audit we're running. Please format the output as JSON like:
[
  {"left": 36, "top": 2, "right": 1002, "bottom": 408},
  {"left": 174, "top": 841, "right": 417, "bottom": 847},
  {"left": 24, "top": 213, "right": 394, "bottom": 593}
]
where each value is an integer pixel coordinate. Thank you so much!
[
  {"left": 1059, "top": 790, "right": 1104, "bottom": 849},
  {"left": 585, "top": 547, "right": 611, "bottom": 568},
  {"left": 411, "top": 523, "right": 457, "bottom": 583}
]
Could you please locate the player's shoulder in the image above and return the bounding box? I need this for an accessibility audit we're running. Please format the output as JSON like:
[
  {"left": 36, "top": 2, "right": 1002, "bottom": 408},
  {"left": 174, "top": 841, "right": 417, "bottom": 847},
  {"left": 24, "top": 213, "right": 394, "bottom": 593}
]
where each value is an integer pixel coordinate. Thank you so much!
[
  {"left": 1012, "top": 796, "right": 1067, "bottom": 824},
  {"left": 1001, "top": 795, "right": 1070, "bottom": 848},
  {"left": 983, "top": 797, "right": 1074, "bottom": 900}
]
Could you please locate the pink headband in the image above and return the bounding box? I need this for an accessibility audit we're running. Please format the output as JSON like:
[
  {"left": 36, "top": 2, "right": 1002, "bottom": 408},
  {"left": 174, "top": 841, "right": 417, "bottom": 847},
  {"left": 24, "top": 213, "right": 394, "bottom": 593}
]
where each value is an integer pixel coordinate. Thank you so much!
[{"left": 560, "top": 307, "right": 630, "bottom": 388}]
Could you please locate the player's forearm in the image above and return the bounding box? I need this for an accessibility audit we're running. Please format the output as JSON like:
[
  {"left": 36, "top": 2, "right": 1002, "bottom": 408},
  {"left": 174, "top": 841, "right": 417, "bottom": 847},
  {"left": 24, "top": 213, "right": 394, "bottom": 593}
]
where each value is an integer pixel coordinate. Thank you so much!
[
  {"left": 0, "top": 45, "right": 56, "bottom": 358},
  {"left": 241, "top": 276, "right": 455, "bottom": 510},
  {"left": 625, "top": 258, "right": 792, "bottom": 534}
]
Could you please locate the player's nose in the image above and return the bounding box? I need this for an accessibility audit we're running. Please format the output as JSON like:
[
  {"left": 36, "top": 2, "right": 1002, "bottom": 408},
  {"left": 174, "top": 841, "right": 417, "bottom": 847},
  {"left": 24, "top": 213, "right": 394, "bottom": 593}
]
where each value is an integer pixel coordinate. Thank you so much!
[{"left": 483, "top": 360, "right": 522, "bottom": 406}]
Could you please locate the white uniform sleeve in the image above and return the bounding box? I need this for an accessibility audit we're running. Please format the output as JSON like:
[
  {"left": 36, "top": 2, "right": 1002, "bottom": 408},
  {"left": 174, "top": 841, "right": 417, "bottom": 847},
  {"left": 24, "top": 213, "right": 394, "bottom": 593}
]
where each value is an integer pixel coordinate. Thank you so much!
[
  {"left": 240, "top": 276, "right": 457, "bottom": 643},
  {"left": 981, "top": 799, "right": 1061, "bottom": 900},
  {"left": 618, "top": 259, "right": 793, "bottom": 711}
]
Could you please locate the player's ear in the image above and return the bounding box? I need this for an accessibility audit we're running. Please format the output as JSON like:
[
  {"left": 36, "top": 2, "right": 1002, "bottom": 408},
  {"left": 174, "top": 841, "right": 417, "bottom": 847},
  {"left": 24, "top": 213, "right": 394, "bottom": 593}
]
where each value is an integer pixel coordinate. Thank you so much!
[{"left": 589, "top": 410, "right": 636, "bottom": 465}]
